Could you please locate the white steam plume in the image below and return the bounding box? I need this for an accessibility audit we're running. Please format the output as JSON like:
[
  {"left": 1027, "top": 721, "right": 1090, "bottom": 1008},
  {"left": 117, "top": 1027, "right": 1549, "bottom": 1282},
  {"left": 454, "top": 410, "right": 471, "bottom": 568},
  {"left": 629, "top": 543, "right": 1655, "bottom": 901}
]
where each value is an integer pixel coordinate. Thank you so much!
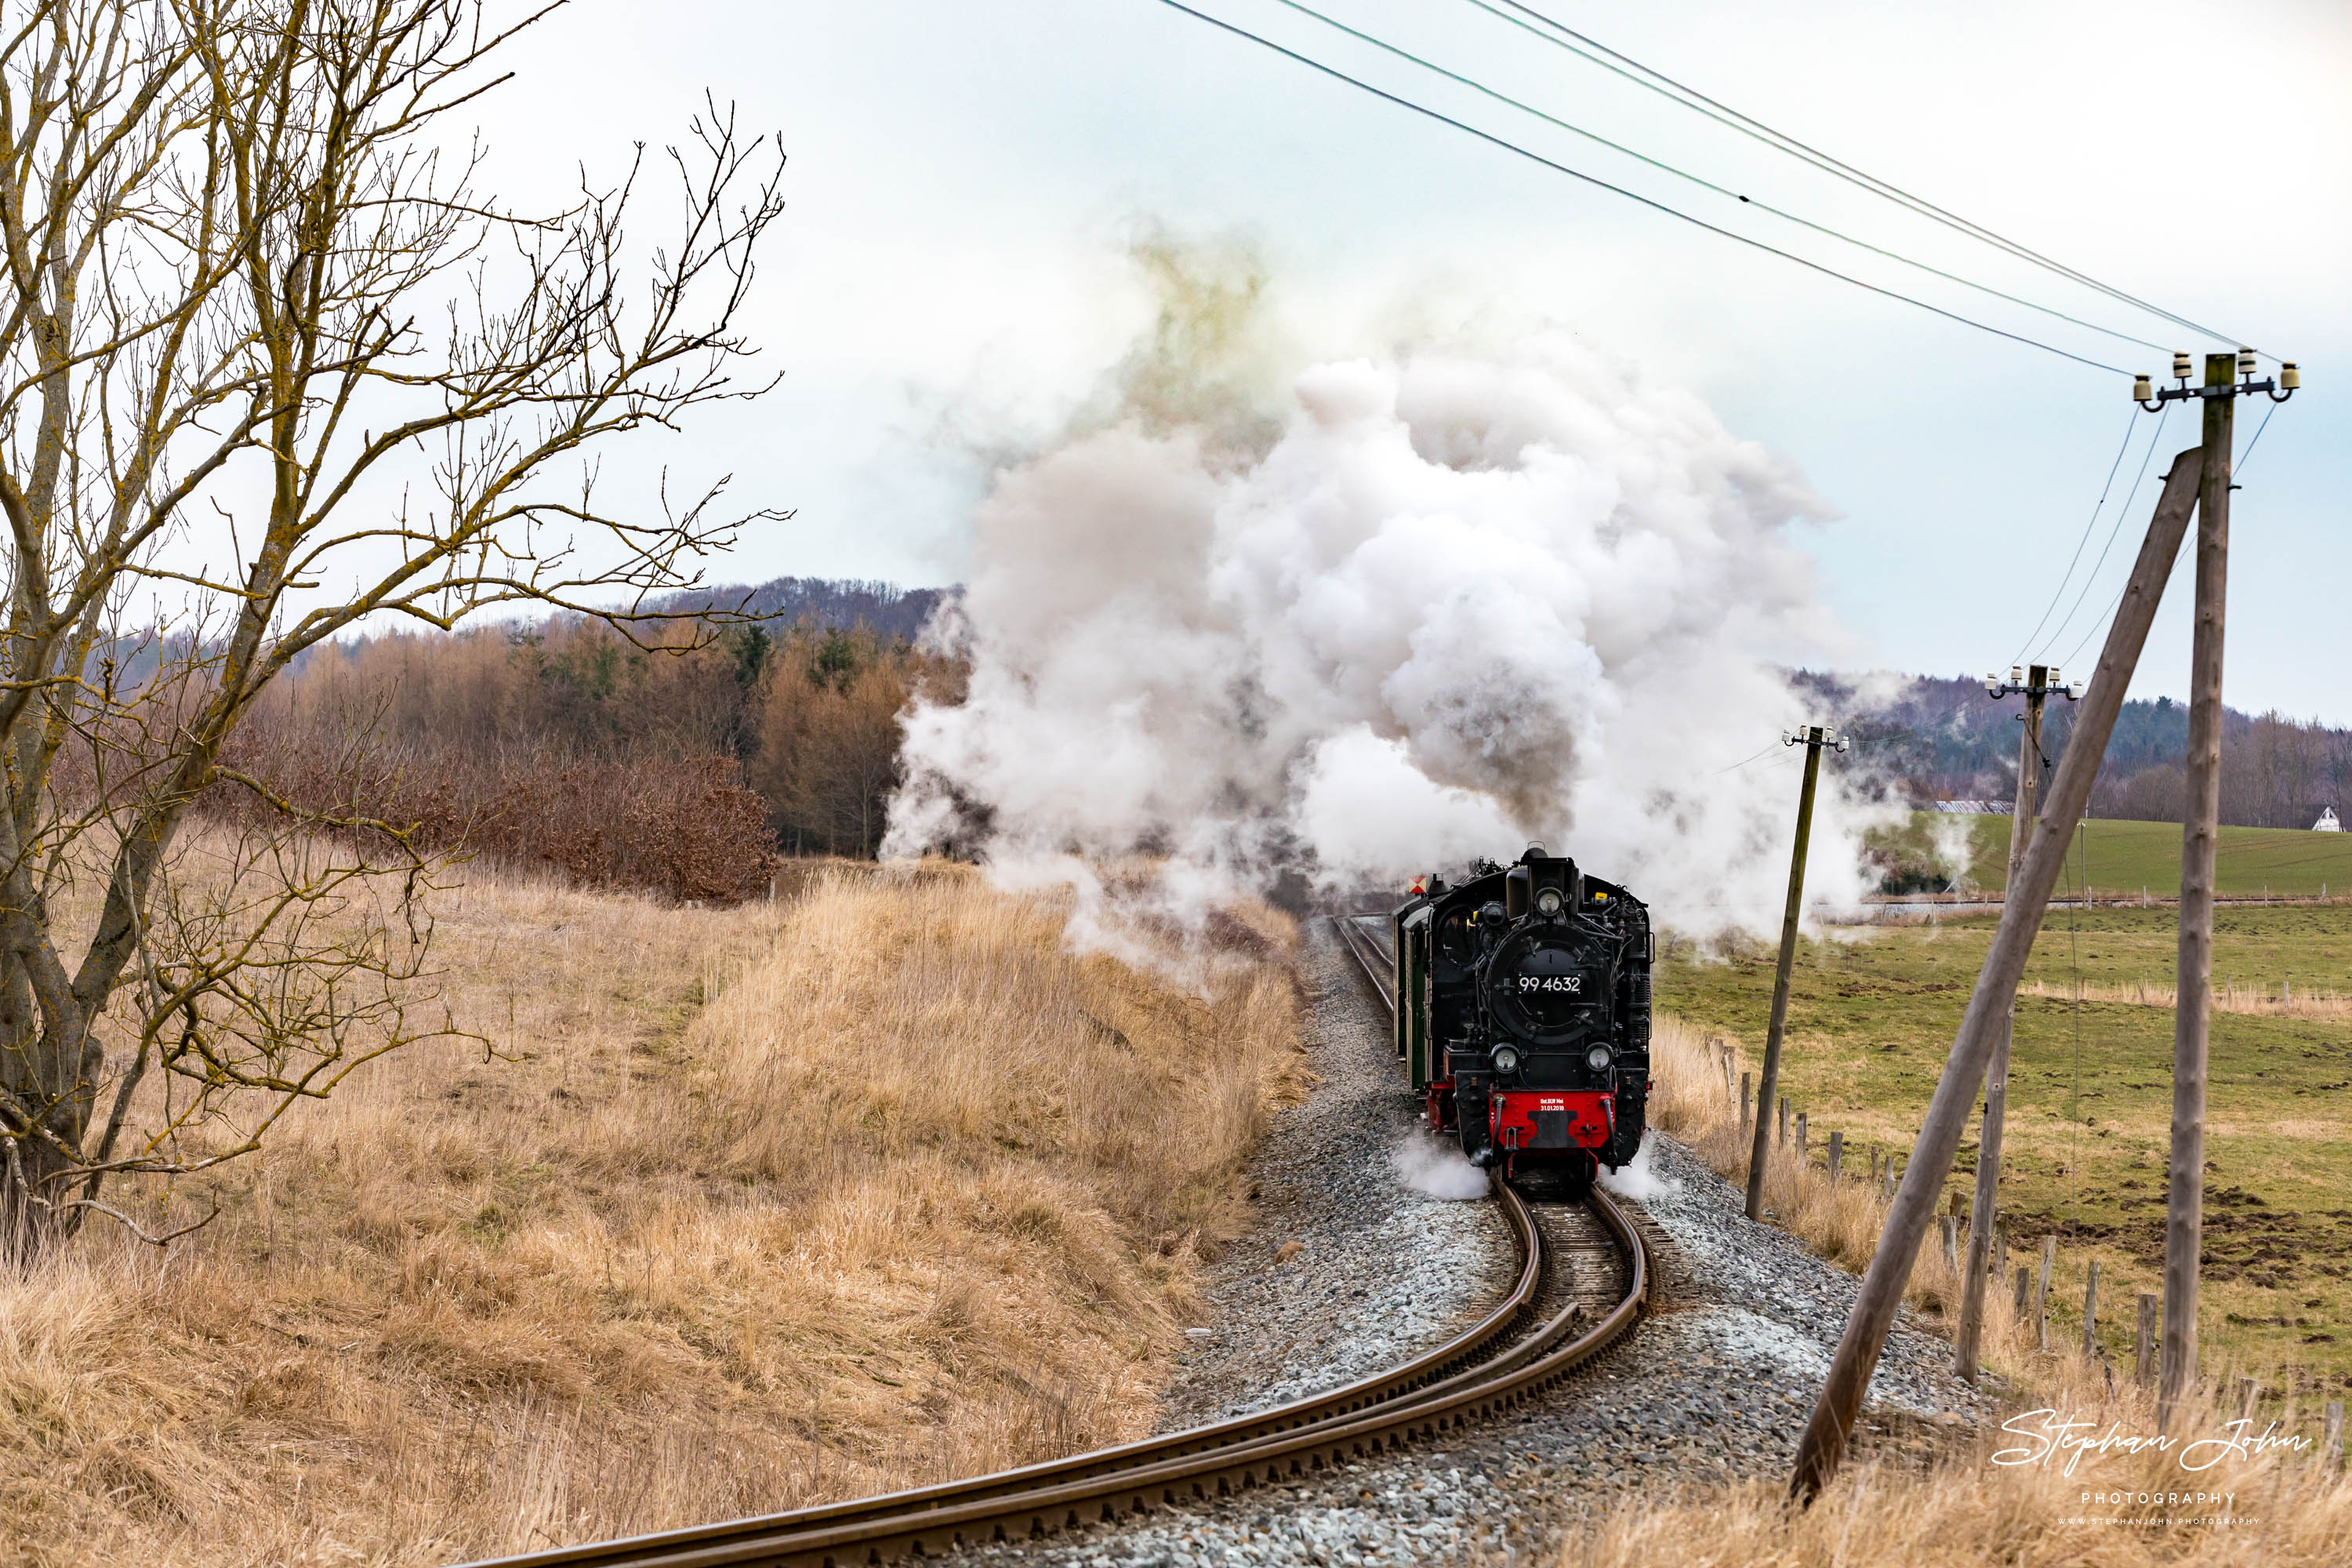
[
  {"left": 887, "top": 275, "right": 1892, "bottom": 937},
  {"left": 1391, "top": 1132, "right": 1490, "bottom": 1202}
]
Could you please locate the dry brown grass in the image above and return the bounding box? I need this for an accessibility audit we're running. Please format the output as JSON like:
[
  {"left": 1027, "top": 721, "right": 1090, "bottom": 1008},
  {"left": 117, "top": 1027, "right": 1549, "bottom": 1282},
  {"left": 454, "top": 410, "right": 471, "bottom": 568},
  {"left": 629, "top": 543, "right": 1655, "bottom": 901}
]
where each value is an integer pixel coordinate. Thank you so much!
[
  {"left": 1561, "top": 1017, "right": 2352, "bottom": 1566},
  {"left": 2021, "top": 975, "right": 2352, "bottom": 1019},
  {"left": 1648, "top": 1015, "right": 1975, "bottom": 1316},
  {"left": 0, "top": 859, "right": 1304, "bottom": 1566}
]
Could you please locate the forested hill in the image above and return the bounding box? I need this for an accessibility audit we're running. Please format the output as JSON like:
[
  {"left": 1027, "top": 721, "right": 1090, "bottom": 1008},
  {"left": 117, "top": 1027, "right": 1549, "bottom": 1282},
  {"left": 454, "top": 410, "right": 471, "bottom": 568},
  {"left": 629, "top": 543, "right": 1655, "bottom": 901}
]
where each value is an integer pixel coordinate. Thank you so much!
[
  {"left": 1800, "top": 670, "right": 2352, "bottom": 829},
  {"left": 656, "top": 575, "right": 947, "bottom": 641}
]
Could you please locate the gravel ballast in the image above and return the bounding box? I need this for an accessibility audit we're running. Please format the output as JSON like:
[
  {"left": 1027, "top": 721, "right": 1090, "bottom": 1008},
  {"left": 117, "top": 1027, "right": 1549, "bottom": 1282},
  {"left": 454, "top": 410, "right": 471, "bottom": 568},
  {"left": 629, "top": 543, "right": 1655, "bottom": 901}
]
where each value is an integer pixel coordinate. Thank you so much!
[
  {"left": 1152, "top": 919, "right": 1515, "bottom": 1429},
  {"left": 953, "top": 921, "right": 1991, "bottom": 1566}
]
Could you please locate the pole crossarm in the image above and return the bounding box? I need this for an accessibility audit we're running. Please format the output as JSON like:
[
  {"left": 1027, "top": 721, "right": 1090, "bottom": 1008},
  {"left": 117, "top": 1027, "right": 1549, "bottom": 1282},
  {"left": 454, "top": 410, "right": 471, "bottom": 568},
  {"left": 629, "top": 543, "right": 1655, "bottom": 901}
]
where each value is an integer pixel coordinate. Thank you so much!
[
  {"left": 2134, "top": 350, "right": 2299, "bottom": 411},
  {"left": 1788, "top": 445, "right": 2206, "bottom": 1504}
]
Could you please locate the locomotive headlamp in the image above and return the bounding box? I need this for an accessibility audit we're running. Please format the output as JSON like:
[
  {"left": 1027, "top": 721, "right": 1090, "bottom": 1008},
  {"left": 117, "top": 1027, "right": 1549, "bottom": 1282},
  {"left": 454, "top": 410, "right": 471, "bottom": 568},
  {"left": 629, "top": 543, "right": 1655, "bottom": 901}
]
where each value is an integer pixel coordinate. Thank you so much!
[
  {"left": 1494, "top": 1045, "right": 1523, "bottom": 1075},
  {"left": 1585, "top": 1044, "right": 1613, "bottom": 1072},
  {"left": 1535, "top": 887, "right": 1563, "bottom": 916}
]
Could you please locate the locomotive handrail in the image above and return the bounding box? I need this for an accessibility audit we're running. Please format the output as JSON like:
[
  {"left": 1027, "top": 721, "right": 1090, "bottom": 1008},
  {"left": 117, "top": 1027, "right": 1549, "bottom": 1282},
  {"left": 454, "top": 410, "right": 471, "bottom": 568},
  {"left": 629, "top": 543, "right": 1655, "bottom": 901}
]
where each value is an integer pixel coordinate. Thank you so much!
[{"left": 456, "top": 914, "right": 1647, "bottom": 1568}]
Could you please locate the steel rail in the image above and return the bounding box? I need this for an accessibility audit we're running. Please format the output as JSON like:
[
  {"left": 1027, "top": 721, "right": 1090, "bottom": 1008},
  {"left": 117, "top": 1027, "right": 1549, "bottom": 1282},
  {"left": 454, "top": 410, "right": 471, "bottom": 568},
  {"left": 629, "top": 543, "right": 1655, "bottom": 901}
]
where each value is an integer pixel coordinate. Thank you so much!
[
  {"left": 458, "top": 916, "right": 1647, "bottom": 1568},
  {"left": 1334, "top": 912, "right": 1396, "bottom": 1011}
]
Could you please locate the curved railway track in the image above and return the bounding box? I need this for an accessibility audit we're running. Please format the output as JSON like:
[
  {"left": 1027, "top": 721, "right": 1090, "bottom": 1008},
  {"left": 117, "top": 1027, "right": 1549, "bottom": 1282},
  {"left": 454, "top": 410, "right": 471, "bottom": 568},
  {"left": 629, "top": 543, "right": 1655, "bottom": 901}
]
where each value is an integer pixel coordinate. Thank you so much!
[{"left": 462, "top": 916, "right": 1647, "bottom": 1568}]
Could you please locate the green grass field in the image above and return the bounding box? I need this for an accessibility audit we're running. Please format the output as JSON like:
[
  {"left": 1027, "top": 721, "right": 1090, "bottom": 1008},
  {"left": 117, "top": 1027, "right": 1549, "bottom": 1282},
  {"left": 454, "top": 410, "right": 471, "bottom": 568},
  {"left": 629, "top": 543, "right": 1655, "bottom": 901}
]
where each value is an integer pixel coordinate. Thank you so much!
[
  {"left": 1895, "top": 812, "right": 2352, "bottom": 899},
  {"left": 1659, "top": 904, "right": 2352, "bottom": 1397}
]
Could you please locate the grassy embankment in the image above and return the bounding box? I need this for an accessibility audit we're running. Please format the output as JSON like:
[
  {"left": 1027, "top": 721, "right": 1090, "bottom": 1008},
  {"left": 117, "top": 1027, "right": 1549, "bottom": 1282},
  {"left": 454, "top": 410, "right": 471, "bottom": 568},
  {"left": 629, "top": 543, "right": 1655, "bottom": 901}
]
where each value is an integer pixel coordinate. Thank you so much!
[
  {"left": 1883, "top": 811, "right": 2352, "bottom": 900},
  {"left": 1563, "top": 1010, "right": 2352, "bottom": 1566},
  {"left": 1658, "top": 903, "right": 2352, "bottom": 1396},
  {"left": 0, "top": 861, "right": 1305, "bottom": 1565}
]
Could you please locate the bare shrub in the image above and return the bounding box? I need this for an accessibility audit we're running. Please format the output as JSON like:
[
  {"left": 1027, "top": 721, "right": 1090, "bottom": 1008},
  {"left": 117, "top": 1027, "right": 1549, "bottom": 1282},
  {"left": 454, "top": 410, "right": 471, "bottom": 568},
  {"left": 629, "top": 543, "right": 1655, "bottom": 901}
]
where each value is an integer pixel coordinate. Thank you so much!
[{"left": 218, "top": 710, "right": 777, "bottom": 903}]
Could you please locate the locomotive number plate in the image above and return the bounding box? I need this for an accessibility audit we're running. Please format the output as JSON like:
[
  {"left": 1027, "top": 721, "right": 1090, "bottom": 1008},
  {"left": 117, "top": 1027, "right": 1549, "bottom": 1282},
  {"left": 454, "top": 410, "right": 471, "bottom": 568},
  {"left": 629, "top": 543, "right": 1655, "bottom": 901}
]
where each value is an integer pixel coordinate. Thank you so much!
[{"left": 1516, "top": 975, "right": 1582, "bottom": 993}]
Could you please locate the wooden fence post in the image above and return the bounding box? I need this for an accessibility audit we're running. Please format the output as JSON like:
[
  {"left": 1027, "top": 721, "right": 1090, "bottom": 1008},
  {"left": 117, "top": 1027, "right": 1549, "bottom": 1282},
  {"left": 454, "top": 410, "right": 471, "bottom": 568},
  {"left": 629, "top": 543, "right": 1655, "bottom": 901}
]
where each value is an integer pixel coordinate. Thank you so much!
[
  {"left": 1827, "top": 1130, "right": 1843, "bottom": 1184},
  {"left": 1940, "top": 1215, "right": 1957, "bottom": 1269},
  {"left": 2082, "top": 1260, "right": 2100, "bottom": 1356},
  {"left": 2034, "top": 1236, "right": 2056, "bottom": 1352},
  {"left": 1740, "top": 1073, "right": 1753, "bottom": 1137},
  {"left": 2136, "top": 1294, "right": 2157, "bottom": 1387},
  {"left": 2013, "top": 1265, "right": 2031, "bottom": 1316},
  {"left": 1797, "top": 1110, "right": 1809, "bottom": 1163},
  {"left": 1778, "top": 1096, "right": 1788, "bottom": 1148},
  {"left": 1992, "top": 1221, "right": 2008, "bottom": 1287}
]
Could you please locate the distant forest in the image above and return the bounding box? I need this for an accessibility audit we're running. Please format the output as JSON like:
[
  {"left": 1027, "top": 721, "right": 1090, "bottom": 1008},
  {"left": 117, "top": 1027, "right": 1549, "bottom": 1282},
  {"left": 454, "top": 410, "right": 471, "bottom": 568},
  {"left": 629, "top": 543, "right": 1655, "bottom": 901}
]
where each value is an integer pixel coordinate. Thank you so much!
[
  {"left": 1802, "top": 670, "right": 2352, "bottom": 829},
  {"left": 234, "top": 575, "right": 959, "bottom": 901}
]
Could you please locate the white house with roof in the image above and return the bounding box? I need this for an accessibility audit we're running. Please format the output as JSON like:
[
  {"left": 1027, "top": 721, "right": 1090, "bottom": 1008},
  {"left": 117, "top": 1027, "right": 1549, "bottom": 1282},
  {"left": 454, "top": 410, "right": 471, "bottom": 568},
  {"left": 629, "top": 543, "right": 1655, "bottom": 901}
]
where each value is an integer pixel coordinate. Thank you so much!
[{"left": 2318, "top": 807, "right": 2343, "bottom": 832}]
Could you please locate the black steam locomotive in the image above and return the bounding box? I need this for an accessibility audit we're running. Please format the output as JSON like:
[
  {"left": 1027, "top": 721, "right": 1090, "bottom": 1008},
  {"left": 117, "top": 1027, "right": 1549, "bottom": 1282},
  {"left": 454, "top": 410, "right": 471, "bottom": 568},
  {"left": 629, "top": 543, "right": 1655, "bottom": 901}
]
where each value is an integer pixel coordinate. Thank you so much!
[{"left": 1391, "top": 844, "right": 1652, "bottom": 1190}]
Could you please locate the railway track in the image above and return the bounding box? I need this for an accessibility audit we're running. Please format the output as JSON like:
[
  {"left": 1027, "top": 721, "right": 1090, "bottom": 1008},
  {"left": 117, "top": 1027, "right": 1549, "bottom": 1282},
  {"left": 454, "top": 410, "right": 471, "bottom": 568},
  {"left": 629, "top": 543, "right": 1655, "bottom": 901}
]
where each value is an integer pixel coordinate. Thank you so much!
[
  {"left": 461, "top": 916, "right": 1647, "bottom": 1568},
  {"left": 1334, "top": 909, "right": 1396, "bottom": 1011}
]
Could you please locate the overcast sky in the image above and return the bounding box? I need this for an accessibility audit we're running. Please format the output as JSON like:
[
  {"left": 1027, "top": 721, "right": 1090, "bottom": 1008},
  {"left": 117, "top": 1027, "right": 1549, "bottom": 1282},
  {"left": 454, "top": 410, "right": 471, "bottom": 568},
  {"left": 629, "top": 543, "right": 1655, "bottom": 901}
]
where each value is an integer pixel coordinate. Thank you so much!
[{"left": 464, "top": 0, "right": 2350, "bottom": 721}]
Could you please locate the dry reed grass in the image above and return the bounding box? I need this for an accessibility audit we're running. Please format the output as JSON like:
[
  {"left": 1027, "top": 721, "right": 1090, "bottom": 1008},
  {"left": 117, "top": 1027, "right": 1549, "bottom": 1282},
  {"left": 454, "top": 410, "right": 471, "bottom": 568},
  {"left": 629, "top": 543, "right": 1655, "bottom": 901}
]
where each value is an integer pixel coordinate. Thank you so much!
[
  {"left": 0, "top": 859, "right": 1304, "bottom": 1565},
  {"left": 1647, "top": 1015, "right": 1974, "bottom": 1314},
  {"left": 2021, "top": 975, "right": 2352, "bottom": 1019},
  {"left": 1561, "top": 1016, "right": 2352, "bottom": 1565}
]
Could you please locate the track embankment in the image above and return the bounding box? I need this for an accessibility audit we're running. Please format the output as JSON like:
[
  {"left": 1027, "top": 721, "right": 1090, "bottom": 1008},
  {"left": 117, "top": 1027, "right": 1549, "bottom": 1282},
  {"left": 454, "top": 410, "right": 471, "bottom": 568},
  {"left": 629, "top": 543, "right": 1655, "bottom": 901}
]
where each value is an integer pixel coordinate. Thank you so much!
[
  {"left": 461, "top": 912, "right": 1990, "bottom": 1568},
  {"left": 457, "top": 919, "right": 1648, "bottom": 1568}
]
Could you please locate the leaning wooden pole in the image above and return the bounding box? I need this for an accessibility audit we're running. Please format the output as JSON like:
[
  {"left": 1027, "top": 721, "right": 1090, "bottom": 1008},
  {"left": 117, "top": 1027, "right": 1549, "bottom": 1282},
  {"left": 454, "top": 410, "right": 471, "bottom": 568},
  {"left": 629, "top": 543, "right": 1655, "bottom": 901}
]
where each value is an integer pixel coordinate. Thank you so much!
[
  {"left": 2161, "top": 353, "right": 2236, "bottom": 1425},
  {"left": 1788, "top": 446, "right": 2205, "bottom": 1504}
]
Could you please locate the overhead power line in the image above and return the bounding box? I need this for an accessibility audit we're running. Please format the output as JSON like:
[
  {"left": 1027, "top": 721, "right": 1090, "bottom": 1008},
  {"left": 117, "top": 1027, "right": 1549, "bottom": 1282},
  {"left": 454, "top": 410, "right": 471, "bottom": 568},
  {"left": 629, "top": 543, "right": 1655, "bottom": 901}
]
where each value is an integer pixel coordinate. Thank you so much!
[
  {"left": 2011, "top": 411, "right": 2140, "bottom": 664},
  {"left": 1265, "top": 0, "right": 2176, "bottom": 361},
  {"left": 1147, "top": 0, "right": 2131, "bottom": 374},
  {"left": 2052, "top": 405, "right": 2177, "bottom": 669},
  {"left": 2236, "top": 400, "right": 2278, "bottom": 474},
  {"left": 1480, "top": 0, "right": 2262, "bottom": 360}
]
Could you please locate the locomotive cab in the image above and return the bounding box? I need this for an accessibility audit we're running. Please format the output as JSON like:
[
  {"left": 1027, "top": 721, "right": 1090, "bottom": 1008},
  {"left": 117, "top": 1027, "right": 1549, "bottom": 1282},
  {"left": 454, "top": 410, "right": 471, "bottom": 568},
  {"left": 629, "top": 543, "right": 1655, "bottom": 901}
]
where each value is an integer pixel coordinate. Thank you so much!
[{"left": 1396, "top": 844, "right": 1652, "bottom": 1190}]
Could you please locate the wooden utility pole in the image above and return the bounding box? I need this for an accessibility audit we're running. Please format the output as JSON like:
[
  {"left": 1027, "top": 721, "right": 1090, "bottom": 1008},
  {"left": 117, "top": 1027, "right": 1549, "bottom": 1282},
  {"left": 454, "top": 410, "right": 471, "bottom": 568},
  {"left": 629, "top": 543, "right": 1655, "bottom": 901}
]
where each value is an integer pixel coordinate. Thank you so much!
[
  {"left": 1788, "top": 446, "right": 2205, "bottom": 1505},
  {"left": 2161, "top": 352, "right": 2237, "bottom": 1425},
  {"left": 1745, "top": 724, "right": 1845, "bottom": 1223},
  {"left": 1955, "top": 662, "right": 2077, "bottom": 1380}
]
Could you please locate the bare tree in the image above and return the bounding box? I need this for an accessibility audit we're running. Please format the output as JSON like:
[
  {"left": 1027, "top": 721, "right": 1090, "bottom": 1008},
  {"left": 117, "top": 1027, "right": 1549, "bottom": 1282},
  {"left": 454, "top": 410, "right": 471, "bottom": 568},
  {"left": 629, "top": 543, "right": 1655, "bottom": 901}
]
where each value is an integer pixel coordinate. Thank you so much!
[{"left": 0, "top": 0, "right": 785, "bottom": 1259}]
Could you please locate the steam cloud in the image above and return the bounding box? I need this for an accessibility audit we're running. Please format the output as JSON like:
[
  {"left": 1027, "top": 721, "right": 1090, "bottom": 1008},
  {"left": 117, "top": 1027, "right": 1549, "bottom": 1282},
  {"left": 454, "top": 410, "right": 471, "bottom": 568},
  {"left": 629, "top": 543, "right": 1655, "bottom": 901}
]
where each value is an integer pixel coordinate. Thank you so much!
[
  {"left": 1390, "top": 1132, "right": 1491, "bottom": 1202},
  {"left": 1595, "top": 1132, "right": 1681, "bottom": 1202},
  {"left": 887, "top": 256, "right": 1891, "bottom": 938}
]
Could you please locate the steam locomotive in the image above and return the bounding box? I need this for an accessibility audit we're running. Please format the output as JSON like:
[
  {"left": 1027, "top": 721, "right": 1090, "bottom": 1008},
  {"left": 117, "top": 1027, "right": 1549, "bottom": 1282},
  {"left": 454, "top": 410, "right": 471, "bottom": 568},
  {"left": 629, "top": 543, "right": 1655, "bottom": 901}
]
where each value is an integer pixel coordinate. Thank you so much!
[{"left": 1390, "top": 844, "right": 1652, "bottom": 1191}]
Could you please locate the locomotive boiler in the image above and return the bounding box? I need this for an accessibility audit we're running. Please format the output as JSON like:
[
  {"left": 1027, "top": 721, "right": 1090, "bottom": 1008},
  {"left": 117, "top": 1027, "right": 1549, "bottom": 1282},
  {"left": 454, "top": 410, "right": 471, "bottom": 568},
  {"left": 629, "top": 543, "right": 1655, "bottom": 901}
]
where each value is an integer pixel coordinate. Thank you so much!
[{"left": 1390, "top": 844, "right": 1651, "bottom": 1189}]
